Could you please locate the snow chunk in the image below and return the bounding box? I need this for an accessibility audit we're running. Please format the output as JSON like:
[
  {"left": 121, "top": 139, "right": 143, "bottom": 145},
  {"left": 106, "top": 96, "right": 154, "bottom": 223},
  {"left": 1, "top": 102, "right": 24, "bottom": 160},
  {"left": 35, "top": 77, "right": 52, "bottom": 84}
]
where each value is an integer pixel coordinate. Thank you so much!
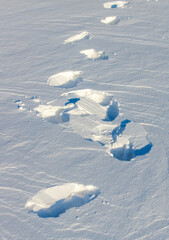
[
  {"left": 63, "top": 89, "right": 119, "bottom": 121},
  {"left": 47, "top": 71, "right": 82, "bottom": 88},
  {"left": 103, "top": 1, "right": 128, "bottom": 8},
  {"left": 64, "top": 31, "right": 91, "bottom": 44},
  {"left": 101, "top": 16, "right": 120, "bottom": 25},
  {"left": 63, "top": 89, "right": 115, "bottom": 106},
  {"left": 34, "top": 104, "right": 74, "bottom": 124},
  {"left": 109, "top": 121, "right": 152, "bottom": 161},
  {"left": 80, "top": 49, "right": 108, "bottom": 60},
  {"left": 25, "top": 183, "right": 100, "bottom": 218}
]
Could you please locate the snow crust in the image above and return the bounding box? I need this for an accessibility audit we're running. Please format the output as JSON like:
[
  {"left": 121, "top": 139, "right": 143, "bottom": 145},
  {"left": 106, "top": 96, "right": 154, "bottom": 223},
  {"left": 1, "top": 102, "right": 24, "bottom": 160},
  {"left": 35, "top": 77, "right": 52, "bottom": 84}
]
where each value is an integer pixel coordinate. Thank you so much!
[
  {"left": 103, "top": 1, "right": 129, "bottom": 8},
  {"left": 64, "top": 31, "right": 91, "bottom": 44},
  {"left": 47, "top": 71, "right": 82, "bottom": 88},
  {"left": 101, "top": 16, "right": 120, "bottom": 25},
  {"left": 80, "top": 49, "right": 108, "bottom": 60},
  {"left": 25, "top": 183, "right": 100, "bottom": 217}
]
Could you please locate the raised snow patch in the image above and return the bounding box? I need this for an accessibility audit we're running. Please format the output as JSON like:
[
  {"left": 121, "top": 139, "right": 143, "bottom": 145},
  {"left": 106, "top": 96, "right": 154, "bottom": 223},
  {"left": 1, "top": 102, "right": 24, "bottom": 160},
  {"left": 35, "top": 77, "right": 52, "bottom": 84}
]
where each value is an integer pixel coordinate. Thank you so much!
[
  {"left": 101, "top": 16, "right": 120, "bottom": 25},
  {"left": 63, "top": 89, "right": 119, "bottom": 121},
  {"left": 34, "top": 104, "right": 74, "bottom": 124},
  {"left": 103, "top": 1, "right": 128, "bottom": 8},
  {"left": 109, "top": 121, "right": 152, "bottom": 161},
  {"left": 80, "top": 49, "right": 108, "bottom": 60},
  {"left": 25, "top": 183, "right": 100, "bottom": 218},
  {"left": 47, "top": 71, "right": 82, "bottom": 88},
  {"left": 64, "top": 31, "right": 91, "bottom": 44}
]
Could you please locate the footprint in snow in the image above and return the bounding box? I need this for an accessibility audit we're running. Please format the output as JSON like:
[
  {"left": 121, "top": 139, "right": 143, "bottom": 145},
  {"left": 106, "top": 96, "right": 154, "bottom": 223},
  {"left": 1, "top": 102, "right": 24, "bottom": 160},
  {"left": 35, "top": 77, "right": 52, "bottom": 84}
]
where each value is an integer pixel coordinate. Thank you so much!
[
  {"left": 33, "top": 89, "right": 118, "bottom": 125},
  {"left": 25, "top": 183, "right": 100, "bottom": 218},
  {"left": 47, "top": 71, "right": 82, "bottom": 88},
  {"left": 80, "top": 49, "right": 108, "bottom": 60},
  {"left": 16, "top": 89, "right": 152, "bottom": 160},
  {"left": 101, "top": 16, "right": 120, "bottom": 25},
  {"left": 14, "top": 100, "right": 25, "bottom": 111},
  {"left": 64, "top": 31, "right": 91, "bottom": 44},
  {"left": 109, "top": 120, "right": 152, "bottom": 161}
]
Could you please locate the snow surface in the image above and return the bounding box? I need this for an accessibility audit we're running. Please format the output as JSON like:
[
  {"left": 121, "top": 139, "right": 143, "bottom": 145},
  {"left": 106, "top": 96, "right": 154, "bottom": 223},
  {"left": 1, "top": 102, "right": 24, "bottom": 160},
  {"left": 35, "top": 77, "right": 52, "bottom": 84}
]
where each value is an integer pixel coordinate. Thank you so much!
[
  {"left": 1, "top": 0, "right": 169, "bottom": 239},
  {"left": 25, "top": 183, "right": 100, "bottom": 218}
]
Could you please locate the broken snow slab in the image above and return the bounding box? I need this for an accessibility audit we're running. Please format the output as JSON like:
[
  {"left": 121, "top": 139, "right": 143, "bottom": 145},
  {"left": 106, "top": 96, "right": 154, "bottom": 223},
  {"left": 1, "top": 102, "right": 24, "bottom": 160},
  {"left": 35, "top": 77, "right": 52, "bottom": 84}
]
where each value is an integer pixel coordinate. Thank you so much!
[
  {"left": 47, "top": 71, "right": 82, "bottom": 88},
  {"left": 25, "top": 183, "right": 100, "bottom": 218}
]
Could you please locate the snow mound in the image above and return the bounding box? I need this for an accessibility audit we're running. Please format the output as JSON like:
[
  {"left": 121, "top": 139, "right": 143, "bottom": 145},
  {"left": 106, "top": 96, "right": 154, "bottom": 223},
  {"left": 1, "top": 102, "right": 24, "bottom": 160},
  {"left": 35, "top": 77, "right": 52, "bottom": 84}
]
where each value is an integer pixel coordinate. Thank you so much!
[
  {"left": 101, "top": 16, "right": 120, "bottom": 25},
  {"left": 103, "top": 1, "right": 128, "bottom": 8},
  {"left": 47, "top": 71, "right": 82, "bottom": 88},
  {"left": 25, "top": 183, "right": 100, "bottom": 218},
  {"left": 109, "top": 121, "right": 152, "bottom": 161},
  {"left": 34, "top": 104, "right": 74, "bottom": 124},
  {"left": 64, "top": 89, "right": 115, "bottom": 106},
  {"left": 64, "top": 89, "right": 119, "bottom": 121},
  {"left": 80, "top": 49, "right": 108, "bottom": 60},
  {"left": 64, "top": 31, "right": 91, "bottom": 44}
]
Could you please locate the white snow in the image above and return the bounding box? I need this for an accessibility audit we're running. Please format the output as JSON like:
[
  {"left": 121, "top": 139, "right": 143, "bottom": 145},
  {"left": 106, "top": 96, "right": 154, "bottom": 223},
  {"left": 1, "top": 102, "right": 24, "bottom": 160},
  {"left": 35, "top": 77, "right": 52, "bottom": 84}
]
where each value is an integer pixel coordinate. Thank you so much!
[
  {"left": 34, "top": 104, "right": 74, "bottom": 124},
  {"left": 103, "top": 1, "right": 129, "bottom": 9},
  {"left": 64, "top": 31, "right": 91, "bottom": 44},
  {"left": 47, "top": 71, "right": 82, "bottom": 88},
  {"left": 63, "top": 89, "right": 119, "bottom": 120},
  {"left": 108, "top": 121, "right": 152, "bottom": 160},
  {"left": 25, "top": 183, "right": 100, "bottom": 217},
  {"left": 80, "top": 49, "right": 108, "bottom": 60},
  {"left": 63, "top": 89, "right": 115, "bottom": 106},
  {"left": 1, "top": 0, "right": 169, "bottom": 239},
  {"left": 101, "top": 16, "right": 120, "bottom": 25}
]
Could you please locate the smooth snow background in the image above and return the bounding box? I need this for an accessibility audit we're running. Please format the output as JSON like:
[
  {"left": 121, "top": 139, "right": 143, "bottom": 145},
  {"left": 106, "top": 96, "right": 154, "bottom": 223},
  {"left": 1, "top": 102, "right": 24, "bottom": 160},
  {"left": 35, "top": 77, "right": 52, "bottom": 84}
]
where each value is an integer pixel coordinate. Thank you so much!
[{"left": 0, "top": 0, "right": 169, "bottom": 239}]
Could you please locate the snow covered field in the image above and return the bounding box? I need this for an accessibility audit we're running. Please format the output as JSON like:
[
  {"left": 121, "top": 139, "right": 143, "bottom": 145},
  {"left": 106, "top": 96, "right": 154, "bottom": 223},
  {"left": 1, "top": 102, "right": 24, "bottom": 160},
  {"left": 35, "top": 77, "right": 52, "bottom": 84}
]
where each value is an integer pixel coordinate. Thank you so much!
[{"left": 0, "top": 0, "right": 169, "bottom": 239}]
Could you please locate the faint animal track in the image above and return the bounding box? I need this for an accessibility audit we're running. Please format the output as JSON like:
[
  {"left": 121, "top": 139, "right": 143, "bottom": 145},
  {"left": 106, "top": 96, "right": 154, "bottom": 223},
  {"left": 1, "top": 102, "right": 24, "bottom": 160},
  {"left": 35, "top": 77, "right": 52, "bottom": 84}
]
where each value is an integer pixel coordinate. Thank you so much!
[{"left": 14, "top": 100, "right": 25, "bottom": 111}]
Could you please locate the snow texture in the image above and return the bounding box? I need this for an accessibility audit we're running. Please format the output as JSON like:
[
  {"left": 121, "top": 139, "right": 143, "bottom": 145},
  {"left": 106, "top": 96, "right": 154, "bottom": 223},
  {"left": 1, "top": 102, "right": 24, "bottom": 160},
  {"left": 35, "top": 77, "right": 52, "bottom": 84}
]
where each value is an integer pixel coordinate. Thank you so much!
[{"left": 25, "top": 183, "right": 100, "bottom": 218}]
